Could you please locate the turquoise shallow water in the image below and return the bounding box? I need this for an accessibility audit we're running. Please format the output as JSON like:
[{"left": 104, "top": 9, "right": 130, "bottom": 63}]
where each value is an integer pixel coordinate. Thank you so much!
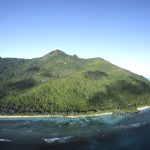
[{"left": 0, "top": 110, "right": 150, "bottom": 150}]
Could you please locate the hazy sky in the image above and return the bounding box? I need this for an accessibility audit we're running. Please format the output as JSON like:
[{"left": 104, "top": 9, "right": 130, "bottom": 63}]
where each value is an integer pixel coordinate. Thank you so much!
[{"left": 0, "top": 0, "right": 150, "bottom": 77}]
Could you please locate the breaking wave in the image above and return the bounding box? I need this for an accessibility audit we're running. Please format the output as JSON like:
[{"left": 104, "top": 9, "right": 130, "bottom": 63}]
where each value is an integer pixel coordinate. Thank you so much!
[
  {"left": 44, "top": 136, "right": 73, "bottom": 143},
  {"left": 0, "top": 139, "right": 12, "bottom": 142},
  {"left": 117, "top": 122, "right": 146, "bottom": 129}
]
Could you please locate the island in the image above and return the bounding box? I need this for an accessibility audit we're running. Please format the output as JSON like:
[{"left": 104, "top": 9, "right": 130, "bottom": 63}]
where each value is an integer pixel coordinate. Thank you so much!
[{"left": 0, "top": 50, "right": 150, "bottom": 115}]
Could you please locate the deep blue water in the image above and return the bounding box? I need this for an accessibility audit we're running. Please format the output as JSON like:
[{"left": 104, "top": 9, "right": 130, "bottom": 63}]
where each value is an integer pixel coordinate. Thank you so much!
[{"left": 0, "top": 110, "right": 150, "bottom": 150}]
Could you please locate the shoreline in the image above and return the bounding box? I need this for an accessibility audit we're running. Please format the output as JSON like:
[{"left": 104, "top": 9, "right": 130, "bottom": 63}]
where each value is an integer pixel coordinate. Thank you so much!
[
  {"left": 137, "top": 106, "right": 150, "bottom": 111},
  {"left": 0, "top": 106, "right": 149, "bottom": 118},
  {"left": 0, "top": 112, "right": 113, "bottom": 118}
]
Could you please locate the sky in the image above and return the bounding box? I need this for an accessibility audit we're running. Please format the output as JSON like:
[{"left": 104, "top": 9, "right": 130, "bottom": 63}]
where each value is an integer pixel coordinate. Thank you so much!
[{"left": 0, "top": 0, "right": 150, "bottom": 77}]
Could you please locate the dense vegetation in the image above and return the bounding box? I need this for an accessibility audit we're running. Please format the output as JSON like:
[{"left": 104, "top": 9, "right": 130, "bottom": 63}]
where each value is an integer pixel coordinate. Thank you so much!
[{"left": 0, "top": 50, "right": 150, "bottom": 115}]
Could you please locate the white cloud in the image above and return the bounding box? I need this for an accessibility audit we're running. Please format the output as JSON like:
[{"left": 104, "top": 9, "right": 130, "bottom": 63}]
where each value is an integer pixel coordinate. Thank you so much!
[{"left": 111, "top": 59, "right": 150, "bottom": 78}]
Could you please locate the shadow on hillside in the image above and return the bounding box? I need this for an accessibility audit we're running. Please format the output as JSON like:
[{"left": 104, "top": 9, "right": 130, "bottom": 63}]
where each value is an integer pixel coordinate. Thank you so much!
[
  {"left": 88, "top": 79, "right": 150, "bottom": 105},
  {"left": 83, "top": 70, "right": 109, "bottom": 80},
  {"left": 7, "top": 79, "right": 37, "bottom": 90},
  {"left": 27, "top": 66, "right": 40, "bottom": 72},
  {"left": 130, "top": 76, "right": 150, "bottom": 90}
]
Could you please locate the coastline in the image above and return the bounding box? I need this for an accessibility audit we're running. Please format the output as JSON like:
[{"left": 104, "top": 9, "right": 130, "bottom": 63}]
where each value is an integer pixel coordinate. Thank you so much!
[
  {"left": 137, "top": 106, "right": 150, "bottom": 111},
  {"left": 0, "top": 106, "right": 149, "bottom": 118},
  {"left": 0, "top": 112, "right": 113, "bottom": 118}
]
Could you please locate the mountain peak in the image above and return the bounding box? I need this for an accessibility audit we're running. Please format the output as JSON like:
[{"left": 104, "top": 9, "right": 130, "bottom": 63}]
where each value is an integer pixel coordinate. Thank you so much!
[
  {"left": 48, "top": 49, "right": 66, "bottom": 56},
  {"left": 42, "top": 50, "right": 67, "bottom": 59}
]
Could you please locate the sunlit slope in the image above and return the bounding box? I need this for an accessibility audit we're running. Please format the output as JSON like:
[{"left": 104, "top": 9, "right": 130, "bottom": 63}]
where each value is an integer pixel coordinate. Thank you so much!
[{"left": 0, "top": 50, "right": 150, "bottom": 114}]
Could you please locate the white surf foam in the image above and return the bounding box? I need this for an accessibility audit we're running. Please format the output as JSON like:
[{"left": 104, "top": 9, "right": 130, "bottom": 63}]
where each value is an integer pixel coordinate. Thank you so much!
[
  {"left": 0, "top": 139, "right": 12, "bottom": 142},
  {"left": 44, "top": 136, "right": 73, "bottom": 143},
  {"left": 117, "top": 122, "right": 146, "bottom": 129}
]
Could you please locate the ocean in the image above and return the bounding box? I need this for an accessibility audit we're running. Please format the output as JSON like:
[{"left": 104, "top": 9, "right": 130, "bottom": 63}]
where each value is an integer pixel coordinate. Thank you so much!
[{"left": 0, "top": 109, "right": 150, "bottom": 150}]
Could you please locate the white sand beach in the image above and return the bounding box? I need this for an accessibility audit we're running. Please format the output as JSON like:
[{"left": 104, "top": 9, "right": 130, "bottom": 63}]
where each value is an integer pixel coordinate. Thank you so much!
[
  {"left": 137, "top": 106, "right": 150, "bottom": 111},
  {"left": 0, "top": 112, "right": 113, "bottom": 118}
]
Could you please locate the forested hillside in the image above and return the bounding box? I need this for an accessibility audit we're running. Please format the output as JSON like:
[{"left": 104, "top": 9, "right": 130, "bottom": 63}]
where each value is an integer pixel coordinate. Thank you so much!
[{"left": 0, "top": 50, "right": 150, "bottom": 115}]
